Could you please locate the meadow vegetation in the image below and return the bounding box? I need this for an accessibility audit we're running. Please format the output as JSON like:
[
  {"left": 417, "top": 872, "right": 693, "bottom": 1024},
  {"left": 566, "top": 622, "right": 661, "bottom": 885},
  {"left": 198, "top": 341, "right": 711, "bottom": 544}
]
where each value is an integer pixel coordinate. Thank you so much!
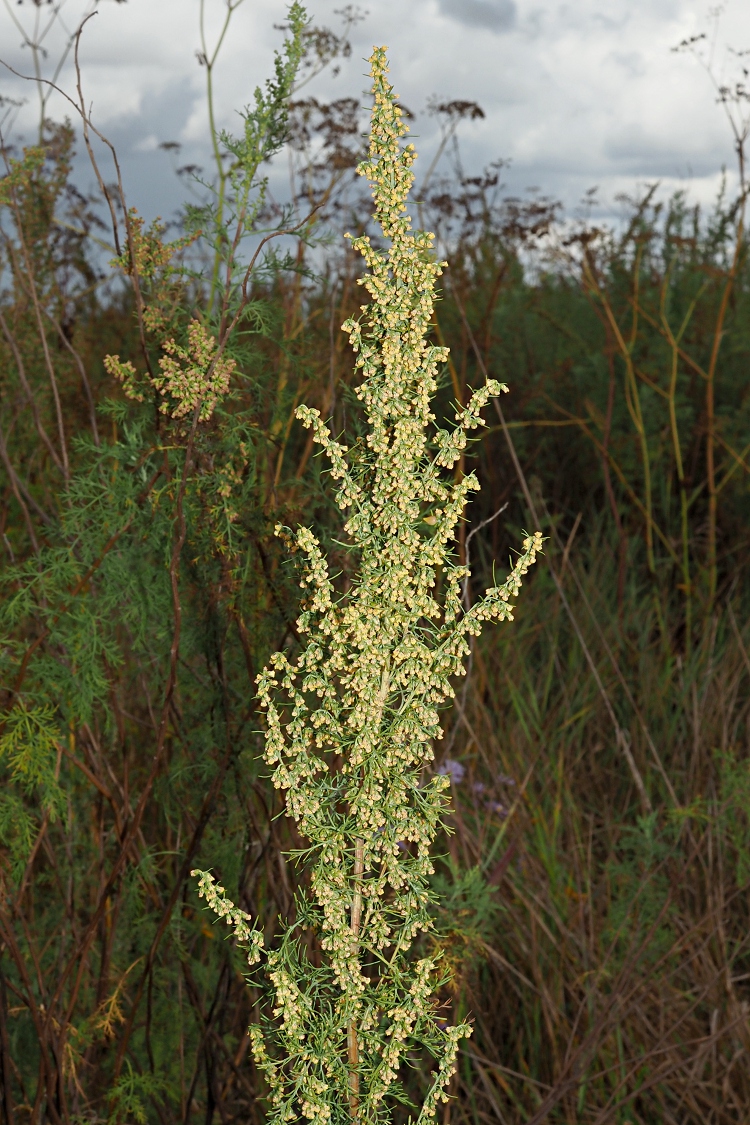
[{"left": 1, "top": 4, "right": 750, "bottom": 1124}]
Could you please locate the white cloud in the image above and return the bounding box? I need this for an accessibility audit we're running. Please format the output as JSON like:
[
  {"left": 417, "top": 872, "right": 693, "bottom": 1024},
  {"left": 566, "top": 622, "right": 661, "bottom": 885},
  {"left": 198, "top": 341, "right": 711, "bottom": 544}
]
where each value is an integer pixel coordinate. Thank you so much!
[{"left": 133, "top": 133, "right": 159, "bottom": 153}]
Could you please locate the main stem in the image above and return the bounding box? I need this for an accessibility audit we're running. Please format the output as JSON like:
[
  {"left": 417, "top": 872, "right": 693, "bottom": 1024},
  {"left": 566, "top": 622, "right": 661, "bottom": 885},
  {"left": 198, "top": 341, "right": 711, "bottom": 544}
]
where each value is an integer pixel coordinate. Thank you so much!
[
  {"left": 348, "top": 837, "right": 364, "bottom": 1119},
  {"left": 200, "top": 0, "right": 236, "bottom": 316}
]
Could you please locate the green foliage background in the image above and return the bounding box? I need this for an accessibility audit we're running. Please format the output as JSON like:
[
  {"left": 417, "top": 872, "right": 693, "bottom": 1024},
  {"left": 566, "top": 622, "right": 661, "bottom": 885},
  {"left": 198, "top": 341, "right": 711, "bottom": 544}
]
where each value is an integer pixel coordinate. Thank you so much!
[{"left": 1, "top": 5, "right": 750, "bottom": 1124}]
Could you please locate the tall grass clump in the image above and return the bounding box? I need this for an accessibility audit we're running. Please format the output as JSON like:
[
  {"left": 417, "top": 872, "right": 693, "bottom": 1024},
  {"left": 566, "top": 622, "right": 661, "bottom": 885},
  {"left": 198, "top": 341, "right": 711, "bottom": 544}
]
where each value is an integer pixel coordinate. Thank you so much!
[
  {"left": 404, "top": 112, "right": 750, "bottom": 1122},
  {"left": 195, "top": 47, "right": 541, "bottom": 1125}
]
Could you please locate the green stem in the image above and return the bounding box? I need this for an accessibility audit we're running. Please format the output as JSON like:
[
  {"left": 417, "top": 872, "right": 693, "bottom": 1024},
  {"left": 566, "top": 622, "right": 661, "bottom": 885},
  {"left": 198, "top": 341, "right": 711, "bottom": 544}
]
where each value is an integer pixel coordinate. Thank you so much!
[
  {"left": 705, "top": 213, "right": 744, "bottom": 609},
  {"left": 661, "top": 272, "right": 703, "bottom": 657},
  {"left": 200, "top": 0, "right": 245, "bottom": 315},
  {"left": 348, "top": 837, "right": 364, "bottom": 1119}
]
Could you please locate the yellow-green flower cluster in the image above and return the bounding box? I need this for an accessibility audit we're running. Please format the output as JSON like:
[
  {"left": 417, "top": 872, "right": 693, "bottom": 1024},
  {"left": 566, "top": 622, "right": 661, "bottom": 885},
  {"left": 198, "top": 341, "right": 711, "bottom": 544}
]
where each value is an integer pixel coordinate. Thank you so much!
[
  {"left": 210, "top": 46, "right": 541, "bottom": 1125},
  {"left": 192, "top": 869, "right": 264, "bottom": 967},
  {"left": 105, "top": 319, "right": 235, "bottom": 422},
  {"left": 368, "top": 958, "right": 442, "bottom": 1107},
  {"left": 154, "top": 319, "right": 235, "bottom": 421}
]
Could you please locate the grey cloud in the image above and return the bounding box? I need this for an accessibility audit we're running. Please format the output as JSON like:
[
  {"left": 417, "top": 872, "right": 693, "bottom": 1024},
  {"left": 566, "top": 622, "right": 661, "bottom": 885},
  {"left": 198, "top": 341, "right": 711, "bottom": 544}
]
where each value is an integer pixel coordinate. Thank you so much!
[
  {"left": 603, "top": 123, "right": 726, "bottom": 177},
  {"left": 437, "top": 0, "right": 517, "bottom": 33},
  {"left": 66, "top": 75, "right": 203, "bottom": 224}
]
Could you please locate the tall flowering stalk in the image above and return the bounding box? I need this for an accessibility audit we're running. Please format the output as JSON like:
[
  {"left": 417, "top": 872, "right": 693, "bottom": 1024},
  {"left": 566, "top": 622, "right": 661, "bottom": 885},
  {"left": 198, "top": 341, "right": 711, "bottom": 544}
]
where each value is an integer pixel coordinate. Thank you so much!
[{"left": 195, "top": 46, "right": 541, "bottom": 1125}]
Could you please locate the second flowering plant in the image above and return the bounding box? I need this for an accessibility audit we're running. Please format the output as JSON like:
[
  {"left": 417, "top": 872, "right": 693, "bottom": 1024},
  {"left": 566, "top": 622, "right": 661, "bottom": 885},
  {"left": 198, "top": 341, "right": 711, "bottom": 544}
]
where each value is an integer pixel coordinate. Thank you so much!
[{"left": 195, "top": 45, "right": 541, "bottom": 1125}]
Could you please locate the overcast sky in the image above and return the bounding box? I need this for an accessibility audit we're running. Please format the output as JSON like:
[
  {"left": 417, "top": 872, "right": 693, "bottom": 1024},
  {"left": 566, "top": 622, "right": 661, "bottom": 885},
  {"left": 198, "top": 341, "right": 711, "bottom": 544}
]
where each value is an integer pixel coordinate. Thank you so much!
[{"left": 1, "top": 0, "right": 749, "bottom": 228}]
